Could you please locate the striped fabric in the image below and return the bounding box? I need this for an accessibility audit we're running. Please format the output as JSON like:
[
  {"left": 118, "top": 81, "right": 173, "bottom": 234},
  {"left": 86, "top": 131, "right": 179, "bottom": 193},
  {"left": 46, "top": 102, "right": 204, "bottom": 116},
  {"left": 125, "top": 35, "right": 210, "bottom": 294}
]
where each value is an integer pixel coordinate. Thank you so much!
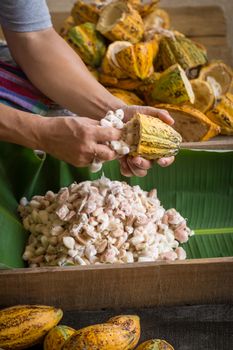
[{"left": 0, "top": 60, "right": 52, "bottom": 115}]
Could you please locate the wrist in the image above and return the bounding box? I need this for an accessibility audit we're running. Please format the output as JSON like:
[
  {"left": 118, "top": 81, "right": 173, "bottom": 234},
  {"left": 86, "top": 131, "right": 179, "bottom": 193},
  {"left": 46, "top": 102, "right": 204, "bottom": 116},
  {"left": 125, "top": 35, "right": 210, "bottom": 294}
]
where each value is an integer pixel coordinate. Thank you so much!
[
  {"left": 16, "top": 113, "right": 47, "bottom": 150},
  {"left": 30, "top": 115, "right": 48, "bottom": 150},
  {"left": 34, "top": 115, "right": 55, "bottom": 153}
]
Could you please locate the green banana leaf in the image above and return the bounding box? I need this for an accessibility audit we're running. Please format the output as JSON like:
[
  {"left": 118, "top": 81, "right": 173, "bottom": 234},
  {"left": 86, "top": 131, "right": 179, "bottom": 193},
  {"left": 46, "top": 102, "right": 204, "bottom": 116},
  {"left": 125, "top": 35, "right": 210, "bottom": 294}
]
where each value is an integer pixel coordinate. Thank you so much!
[{"left": 0, "top": 141, "right": 233, "bottom": 268}]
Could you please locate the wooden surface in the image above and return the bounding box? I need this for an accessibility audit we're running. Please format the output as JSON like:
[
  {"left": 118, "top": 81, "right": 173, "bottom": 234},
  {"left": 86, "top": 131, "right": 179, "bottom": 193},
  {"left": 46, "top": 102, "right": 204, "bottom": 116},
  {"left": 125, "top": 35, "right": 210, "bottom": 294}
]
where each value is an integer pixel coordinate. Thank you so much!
[
  {"left": 181, "top": 136, "right": 233, "bottom": 150},
  {"left": 167, "top": 6, "right": 226, "bottom": 36},
  {"left": 26, "top": 304, "right": 233, "bottom": 350},
  {"left": 0, "top": 258, "right": 232, "bottom": 311},
  {"left": 166, "top": 5, "right": 232, "bottom": 64}
]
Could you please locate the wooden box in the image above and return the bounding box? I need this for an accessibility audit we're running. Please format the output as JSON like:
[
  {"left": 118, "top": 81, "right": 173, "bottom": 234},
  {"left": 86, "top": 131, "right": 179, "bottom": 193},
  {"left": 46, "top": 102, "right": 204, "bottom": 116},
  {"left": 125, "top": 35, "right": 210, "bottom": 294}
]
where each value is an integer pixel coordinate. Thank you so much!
[{"left": 0, "top": 2, "right": 233, "bottom": 314}]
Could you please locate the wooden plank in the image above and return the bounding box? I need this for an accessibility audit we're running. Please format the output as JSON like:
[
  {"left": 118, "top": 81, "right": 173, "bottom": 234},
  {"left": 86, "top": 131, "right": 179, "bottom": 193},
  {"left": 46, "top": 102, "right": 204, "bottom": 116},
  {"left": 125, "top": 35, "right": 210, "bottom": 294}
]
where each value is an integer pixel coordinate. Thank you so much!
[
  {"left": 166, "top": 6, "right": 227, "bottom": 37},
  {"left": 0, "top": 258, "right": 232, "bottom": 310},
  {"left": 50, "top": 6, "right": 227, "bottom": 38},
  {"left": 47, "top": 0, "right": 75, "bottom": 12},
  {"left": 181, "top": 136, "right": 233, "bottom": 150},
  {"left": 207, "top": 46, "right": 233, "bottom": 64},
  {"left": 192, "top": 36, "right": 228, "bottom": 47},
  {"left": 191, "top": 36, "right": 232, "bottom": 64}
]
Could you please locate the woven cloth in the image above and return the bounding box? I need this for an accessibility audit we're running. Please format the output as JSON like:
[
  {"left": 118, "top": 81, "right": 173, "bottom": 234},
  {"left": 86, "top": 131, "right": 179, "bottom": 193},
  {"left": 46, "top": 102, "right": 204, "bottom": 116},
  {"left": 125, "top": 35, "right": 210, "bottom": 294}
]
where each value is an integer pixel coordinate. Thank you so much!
[
  {"left": 0, "top": 59, "right": 53, "bottom": 115},
  {"left": 0, "top": 40, "right": 75, "bottom": 116}
]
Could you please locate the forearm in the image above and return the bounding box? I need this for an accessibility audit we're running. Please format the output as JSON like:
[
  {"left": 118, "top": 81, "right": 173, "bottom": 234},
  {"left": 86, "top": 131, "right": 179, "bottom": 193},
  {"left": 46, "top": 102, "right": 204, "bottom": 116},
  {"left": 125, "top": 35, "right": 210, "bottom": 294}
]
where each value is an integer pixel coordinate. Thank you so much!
[
  {"left": 3, "top": 28, "right": 125, "bottom": 119},
  {"left": 0, "top": 103, "right": 43, "bottom": 149}
]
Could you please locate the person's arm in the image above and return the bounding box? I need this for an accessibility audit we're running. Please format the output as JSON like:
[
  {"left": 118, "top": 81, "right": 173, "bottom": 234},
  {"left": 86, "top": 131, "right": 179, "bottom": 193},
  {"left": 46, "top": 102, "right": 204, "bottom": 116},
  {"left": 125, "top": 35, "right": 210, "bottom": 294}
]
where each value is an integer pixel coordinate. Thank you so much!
[
  {"left": 3, "top": 27, "right": 125, "bottom": 120},
  {"left": 3, "top": 27, "right": 175, "bottom": 176},
  {"left": 0, "top": 103, "right": 43, "bottom": 149},
  {"left": 0, "top": 103, "right": 120, "bottom": 167}
]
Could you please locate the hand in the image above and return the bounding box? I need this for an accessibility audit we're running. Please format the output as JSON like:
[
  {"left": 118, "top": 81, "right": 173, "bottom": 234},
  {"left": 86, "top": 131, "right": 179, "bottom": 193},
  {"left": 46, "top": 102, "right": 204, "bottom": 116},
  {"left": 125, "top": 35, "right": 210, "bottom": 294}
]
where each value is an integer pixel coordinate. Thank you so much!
[
  {"left": 122, "top": 105, "right": 174, "bottom": 125},
  {"left": 120, "top": 105, "right": 175, "bottom": 177},
  {"left": 120, "top": 155, "right": 175, "bottom": 177},
  {"left": 39, "top": 116, "right": 121, "bottom": 167}
]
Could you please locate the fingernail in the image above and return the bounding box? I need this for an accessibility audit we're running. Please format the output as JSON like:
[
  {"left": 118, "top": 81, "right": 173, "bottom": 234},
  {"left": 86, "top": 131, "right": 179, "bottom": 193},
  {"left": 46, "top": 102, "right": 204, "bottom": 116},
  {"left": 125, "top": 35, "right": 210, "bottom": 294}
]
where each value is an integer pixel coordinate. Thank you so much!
[
  {"left": 160, "top": 159, "right": 167, "bottom": 166},
  {"left": 134, "top": 159, "right": 142, "bottom": 167}
]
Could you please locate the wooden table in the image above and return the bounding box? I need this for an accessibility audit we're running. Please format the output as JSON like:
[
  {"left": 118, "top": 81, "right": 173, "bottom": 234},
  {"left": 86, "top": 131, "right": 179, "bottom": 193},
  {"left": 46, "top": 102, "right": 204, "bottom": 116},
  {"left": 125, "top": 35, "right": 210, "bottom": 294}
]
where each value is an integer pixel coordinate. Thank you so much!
[
  {"left": 27, "top": 305, "right": 233, "bottom": 350},
  {"left": 181, "top": 136, "right": 233, "bottom": 150}
]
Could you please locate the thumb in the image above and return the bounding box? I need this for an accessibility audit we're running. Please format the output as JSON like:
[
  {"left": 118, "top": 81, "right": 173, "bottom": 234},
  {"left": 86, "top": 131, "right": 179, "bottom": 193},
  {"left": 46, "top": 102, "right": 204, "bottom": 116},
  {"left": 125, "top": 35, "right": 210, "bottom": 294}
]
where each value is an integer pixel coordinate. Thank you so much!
[
  {"left": 123, "top": 105, "right": 174, "bottom": 125},
  {"left": 95, "top": 125, "right": 122, "bottom": 143}
]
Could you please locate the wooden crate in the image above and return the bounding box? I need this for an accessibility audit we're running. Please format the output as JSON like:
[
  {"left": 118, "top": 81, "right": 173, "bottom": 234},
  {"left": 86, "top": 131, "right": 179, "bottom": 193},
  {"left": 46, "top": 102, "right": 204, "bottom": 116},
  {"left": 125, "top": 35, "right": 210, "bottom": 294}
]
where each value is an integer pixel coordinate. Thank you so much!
[
  {"left": 0, "top": 258, "right": 233, "bottom": 310},
  {"left": 0, "top": 3, "right": 233, "bottom": 313}
]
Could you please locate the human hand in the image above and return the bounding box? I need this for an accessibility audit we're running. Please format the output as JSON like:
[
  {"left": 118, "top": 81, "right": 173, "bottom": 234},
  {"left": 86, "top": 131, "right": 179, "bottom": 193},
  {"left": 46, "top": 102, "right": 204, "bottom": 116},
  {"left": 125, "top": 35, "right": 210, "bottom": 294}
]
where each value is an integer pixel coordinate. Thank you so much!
[
  {"left": 120, "top": 105, "right": 175, "bottom": 177},
  {"left": 122, "top": 105, "right": 174, "bottom": 125},
  {"left": 39, "top": 116, "right": 121, "bottom": 167}
]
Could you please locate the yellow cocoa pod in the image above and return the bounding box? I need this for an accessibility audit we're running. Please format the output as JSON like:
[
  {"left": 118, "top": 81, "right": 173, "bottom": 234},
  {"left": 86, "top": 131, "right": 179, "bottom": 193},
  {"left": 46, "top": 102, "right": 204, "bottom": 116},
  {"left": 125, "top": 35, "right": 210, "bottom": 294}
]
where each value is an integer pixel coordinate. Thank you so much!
[
  {"left": 99, "top": 74, "right": 142, "bottom": 91},
  {"left": 151, "top": 64, "right": 194, "bottom": 104},
  {"left": 124, "top": 113, "right": 182, "bottom": 160},
  {"left": 140, "top": 64, "right": 194, "bottom": 105},
  {"left": 108, "top": 88, "right": 144, "bottom": 105},
  {"left": 101, "top": 41, "right": 132, "bottom": 79},
  {"left": 155, "top": 35, "right": 207, "bottom": 79},
  {"left": 115, "top": 41, "right": 155, "bottom": 80},
  {"left": 43, "top": 325, "right": 76, "bottom": 350},
  {"left": 96, "top": 0, "right": 144, "bottom": 43},
  {"left": 0, "top": 305, "right": 63, "bottom": 350},
  {"left": 71, "top": 0, "right": 103, "bottom": 25},
  {"left": 107, "top": 315, "right": 140, "bottom": 349},
  {"left": 135, "top": 339, "right": 174, "bottom": 350},
  {"left": 188, "top": 79, "right": 215, "bottom": 113},
  {"left": 116, "top": 79, "right": 143, "bottom": 91},
  {"left": 68, "top": 23, "right": 106, "bottom": 68},
  {"left": 155, "top": 104, "right": 220, "bottom": 142},
  {"left": 60, "top": 16, "right": 75, "bottom": 39},
  {"left": 87, "top": 65, "right": 99, "bottom": 80},
  {"left": 143, "top": 7, "right": 171, "bottom": 40},
  {"left": 139, "top": 0, "right": 159, "bottom": 17},
  {"left": 199, "top": 61, "right": 233, "bottom": 95},
  {"left": 150, "top": 37, "right": 160, "bottom": 59},
  {"left": 127, "top": 0, "right": 142, "bottom": 11},
  {"left": 99, "top": 73, "right": 119, "bottom": 86},
  {"left": 62, "top": 323, "right": 137, "bottom": 350},
  {"left": 107, "top": 314, "right": 140, "bottom": 332},
  {"left": 137, "top": 71, "right": 161, "bottom": 100},
  {"left": 206, "top": 93, "right": 233, "bottom": 135}
]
